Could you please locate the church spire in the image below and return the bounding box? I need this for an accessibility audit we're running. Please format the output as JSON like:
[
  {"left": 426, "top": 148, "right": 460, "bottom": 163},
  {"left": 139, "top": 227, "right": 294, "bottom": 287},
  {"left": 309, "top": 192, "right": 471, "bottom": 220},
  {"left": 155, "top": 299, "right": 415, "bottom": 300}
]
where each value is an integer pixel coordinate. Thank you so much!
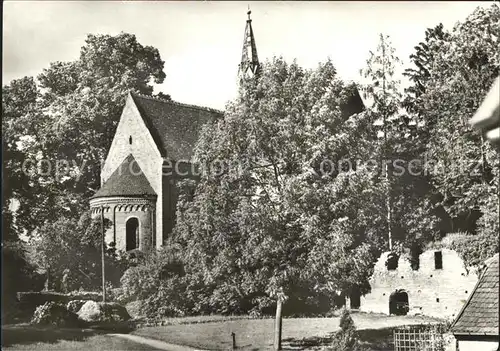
[{"left": 238, "top": 7, "right": 261, "bottom": 80}]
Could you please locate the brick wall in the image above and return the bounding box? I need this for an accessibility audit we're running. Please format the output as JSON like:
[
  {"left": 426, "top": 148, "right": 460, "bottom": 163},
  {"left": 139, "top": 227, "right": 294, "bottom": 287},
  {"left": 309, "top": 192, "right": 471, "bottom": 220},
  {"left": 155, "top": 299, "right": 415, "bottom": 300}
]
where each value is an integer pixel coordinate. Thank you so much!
[
  {"left": 90, "top": 199, "right": 156, "bottom": 252},
  {"left": 359, "top": 249, "right": 478, "bottom": 319}
]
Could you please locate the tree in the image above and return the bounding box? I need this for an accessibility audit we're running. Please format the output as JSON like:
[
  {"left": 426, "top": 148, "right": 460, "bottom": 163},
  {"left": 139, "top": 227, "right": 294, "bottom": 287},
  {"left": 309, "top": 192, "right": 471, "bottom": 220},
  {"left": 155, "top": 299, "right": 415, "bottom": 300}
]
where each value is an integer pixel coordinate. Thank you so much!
[
  {"left": 360, "top": 34, "right": 439, "bottom": 253},
  {"left": 172, "top": 57, "right": 388, "bottom": 328},
  {"left": 359, "top": 34, "right": 402, "bottom": 251},
  {"left": 3, "top": 32, "right": 168, "bottom": 237},
  {"left": 403, "top": 23, "right": 451, "bottom": 119},
  {"left": 30, "top": 211, "right": 128, "bottom": 292},
  {"left": 2, "top": 76, "right": 43, "bottom": 241},
  {"left": 413, "top": 5, "right": 499, "bottom": 237}
]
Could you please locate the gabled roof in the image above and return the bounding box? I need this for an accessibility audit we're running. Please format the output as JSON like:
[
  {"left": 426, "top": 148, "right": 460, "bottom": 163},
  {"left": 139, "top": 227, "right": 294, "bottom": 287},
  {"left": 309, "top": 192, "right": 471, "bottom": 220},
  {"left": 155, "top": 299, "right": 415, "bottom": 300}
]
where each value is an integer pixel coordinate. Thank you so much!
[
  {"left": 130, "top": 92, "right": 223, "bottom": 161},
  {"left": 450, "top": 254, "right": 499, "bottom": 336},
  {"left": 92, "top": 154, "right": 156, "bottom": 199}
]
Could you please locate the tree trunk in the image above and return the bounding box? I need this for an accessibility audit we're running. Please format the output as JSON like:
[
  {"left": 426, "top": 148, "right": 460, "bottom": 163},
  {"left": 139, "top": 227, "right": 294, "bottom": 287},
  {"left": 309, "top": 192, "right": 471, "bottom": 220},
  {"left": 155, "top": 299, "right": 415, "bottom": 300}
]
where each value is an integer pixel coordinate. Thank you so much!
[
  {"left": 274, "top": 299, "right": 283, "bottom": 351},
  {"left": 44, "top": 267, "right": 50, "bottom": 291},
  {"left": 386, "top": 162, "right": 393, "bottom": 251}
]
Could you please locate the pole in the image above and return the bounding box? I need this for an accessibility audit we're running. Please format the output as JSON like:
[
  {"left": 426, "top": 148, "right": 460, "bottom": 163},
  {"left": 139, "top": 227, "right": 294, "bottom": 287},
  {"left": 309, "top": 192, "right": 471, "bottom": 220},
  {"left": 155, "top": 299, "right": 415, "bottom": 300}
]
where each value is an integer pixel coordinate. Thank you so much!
[{"left": 101, "top": 205, "right": 106, "bottom": 303}]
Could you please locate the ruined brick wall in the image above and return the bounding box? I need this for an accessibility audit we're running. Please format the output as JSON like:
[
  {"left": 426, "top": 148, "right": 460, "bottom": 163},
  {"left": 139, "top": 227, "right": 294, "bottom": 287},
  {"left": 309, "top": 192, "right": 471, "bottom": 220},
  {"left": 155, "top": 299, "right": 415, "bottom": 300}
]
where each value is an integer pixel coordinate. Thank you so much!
[
  {"left": 100, "top": 94, "right": 164, "bottom": 246},
  {"left": 359, "top": 249, "right": 478, "bottom": 319}
]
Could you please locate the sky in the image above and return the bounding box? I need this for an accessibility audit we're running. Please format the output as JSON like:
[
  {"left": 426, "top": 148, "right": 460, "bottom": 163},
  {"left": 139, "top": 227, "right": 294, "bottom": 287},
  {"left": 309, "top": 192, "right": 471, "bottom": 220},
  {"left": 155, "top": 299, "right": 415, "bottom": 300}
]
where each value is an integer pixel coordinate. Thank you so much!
[{"left": 2, "top": 1, "right": 492, "bottom": 110}]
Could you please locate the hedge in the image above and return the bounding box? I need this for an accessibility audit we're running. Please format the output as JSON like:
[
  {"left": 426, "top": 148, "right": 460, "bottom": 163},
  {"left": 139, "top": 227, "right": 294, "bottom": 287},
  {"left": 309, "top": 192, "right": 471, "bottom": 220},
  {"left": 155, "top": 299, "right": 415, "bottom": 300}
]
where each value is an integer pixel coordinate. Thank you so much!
[{"left": 16, "top": 291, "right": 102, "bottom": 319}]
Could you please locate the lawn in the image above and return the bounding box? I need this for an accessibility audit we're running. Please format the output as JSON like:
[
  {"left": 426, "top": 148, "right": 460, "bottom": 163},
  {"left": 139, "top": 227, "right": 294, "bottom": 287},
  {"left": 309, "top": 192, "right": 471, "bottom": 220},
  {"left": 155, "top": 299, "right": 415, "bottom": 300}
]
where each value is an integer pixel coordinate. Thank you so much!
[
  {"left": 1, "top": 324, "right": 161, "bottom": 351},
  {"left": 133, "top": 312, "right": 442, "bottom": 350},
  {"left": 1, "top": 313, "right": 441, "bottom": 351}
]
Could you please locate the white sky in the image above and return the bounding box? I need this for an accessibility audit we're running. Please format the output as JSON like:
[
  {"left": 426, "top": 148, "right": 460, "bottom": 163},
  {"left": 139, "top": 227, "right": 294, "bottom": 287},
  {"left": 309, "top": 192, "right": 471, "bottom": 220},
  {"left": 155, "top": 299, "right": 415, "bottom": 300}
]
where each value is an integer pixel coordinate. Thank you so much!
[{"left": 2, "top": 1, "right": 491, "bottom": 110}]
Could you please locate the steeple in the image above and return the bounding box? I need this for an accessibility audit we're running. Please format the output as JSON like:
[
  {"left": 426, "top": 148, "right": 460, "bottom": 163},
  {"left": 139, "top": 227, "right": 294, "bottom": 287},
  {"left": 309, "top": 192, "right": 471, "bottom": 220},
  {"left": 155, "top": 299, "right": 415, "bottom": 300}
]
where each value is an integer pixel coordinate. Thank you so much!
[{"left": 238, "top": 7, "right": 261, "bottom": 80}]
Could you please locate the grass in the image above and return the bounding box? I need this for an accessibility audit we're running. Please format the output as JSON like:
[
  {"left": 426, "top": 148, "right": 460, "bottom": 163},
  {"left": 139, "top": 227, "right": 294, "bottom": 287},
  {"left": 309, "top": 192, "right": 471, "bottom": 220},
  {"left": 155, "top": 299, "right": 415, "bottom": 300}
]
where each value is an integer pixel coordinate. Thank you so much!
[
  {"left": 2, "top": 313, "right": 442, "bottom": 351},
  {"left": 133, "top": 312, "right": 442, "bottom": 350},
  {"left": 1, "top": 324, "right": 160, "bottom": 351}
]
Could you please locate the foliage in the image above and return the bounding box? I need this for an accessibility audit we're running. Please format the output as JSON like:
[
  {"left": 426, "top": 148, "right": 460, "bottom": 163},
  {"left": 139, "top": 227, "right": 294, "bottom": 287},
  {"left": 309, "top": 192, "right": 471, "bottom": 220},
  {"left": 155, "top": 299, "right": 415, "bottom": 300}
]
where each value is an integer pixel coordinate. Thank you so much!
[
  {"left": 67, "top": 300, "right": 88, "bottom": 314},
  {"left": 446, "top": 231, "right": 499, "bottom": 269},
  {"left": 77, "top": 301, "right": 130, "bottom": 323},
  {"left": 410, "top": 5, "right": 499, "bottom": 235},
  {"left": 30, "top": 210, "right": 131, "bottom": 292},
  {"left": 31, "top": 302, "right": 79, "bottom": 327},
  {"left": 170, "top": 57, "right": 386, "bottom": 316},
  {"left": 2, "top": 242, "right": 45, "bottom": 322},
  {"left": 328, "top": 308, "right": 359, "bottom": 351},
  {"left": 2, "top": 32, "right": 168, "bottom": 237},
  {"left": 360, "top": 33, "right": 440, "bottom": 251},
  {"left": 118, "top": 245, "right": 189, "bottom": 318}
]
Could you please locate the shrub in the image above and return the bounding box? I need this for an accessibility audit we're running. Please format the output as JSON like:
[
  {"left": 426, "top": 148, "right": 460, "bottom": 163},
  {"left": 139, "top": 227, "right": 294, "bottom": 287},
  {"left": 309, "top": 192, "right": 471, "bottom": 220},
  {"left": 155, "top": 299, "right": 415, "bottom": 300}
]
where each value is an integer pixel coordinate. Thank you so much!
[
  {"left": 30, "top": 302, "right": 79, "bottom": 327},
  {"left": 328, "top": 308, "right": 359, "bottom": 351},
  {"left": 67, "top": 300, "right": 88, "bottom": 314},
  {"left": 77, "top": 301, "right": 130, "bottom": 324}
]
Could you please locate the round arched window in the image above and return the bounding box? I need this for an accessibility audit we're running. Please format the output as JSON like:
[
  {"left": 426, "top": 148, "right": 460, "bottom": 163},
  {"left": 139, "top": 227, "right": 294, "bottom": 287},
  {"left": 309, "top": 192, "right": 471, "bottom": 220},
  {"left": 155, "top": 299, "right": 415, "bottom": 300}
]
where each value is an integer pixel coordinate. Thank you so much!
[{"left": 129, "top": 136, "right": 133, "bottom": 144}]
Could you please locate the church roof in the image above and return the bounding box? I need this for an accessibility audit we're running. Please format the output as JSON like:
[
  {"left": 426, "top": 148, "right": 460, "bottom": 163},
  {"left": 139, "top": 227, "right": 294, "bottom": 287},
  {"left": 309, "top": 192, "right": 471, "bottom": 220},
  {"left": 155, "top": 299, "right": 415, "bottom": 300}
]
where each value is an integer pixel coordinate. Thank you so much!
[
  {"left": 130, "top": 92, "right": 223, "bottom": 161},
  {"left": 450, "top": 254, "right": 499, "bottom": 336},
  {"left": 91, "top": 154, "right": 157, "bottom": 199}
]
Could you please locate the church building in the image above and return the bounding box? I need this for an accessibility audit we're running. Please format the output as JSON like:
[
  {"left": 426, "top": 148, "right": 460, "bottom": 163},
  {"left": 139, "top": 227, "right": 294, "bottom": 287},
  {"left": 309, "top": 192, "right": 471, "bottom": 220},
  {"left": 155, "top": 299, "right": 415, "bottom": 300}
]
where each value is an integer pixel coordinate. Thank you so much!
[{"left": 90, "top": 10, "right": 364, "bottom": 252}]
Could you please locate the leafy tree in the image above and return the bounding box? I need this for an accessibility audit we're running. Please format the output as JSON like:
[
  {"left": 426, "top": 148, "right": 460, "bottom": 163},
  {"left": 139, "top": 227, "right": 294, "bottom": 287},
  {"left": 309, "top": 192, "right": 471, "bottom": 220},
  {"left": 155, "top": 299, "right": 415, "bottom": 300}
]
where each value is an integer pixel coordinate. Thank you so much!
[
  {"left": 2, "top": 76, "right": 44, "bottom": 241},
  {"left": 412, "top": 5, "right": 499, "bottom": 237},
  {"left": 3, "top": 32, "right": 168, "bottom": 236},
  {"left": 30, "top": 211, "right": 129, "bottom": 292},
  {"left": 360, "top": 34, "right": 439, "bottom": 253},
  {"left": 171, "top": 57, "right": 384, "bottom": 323},
  {"left": 403, "top": 23, "right": 451, "bottom": 119}
]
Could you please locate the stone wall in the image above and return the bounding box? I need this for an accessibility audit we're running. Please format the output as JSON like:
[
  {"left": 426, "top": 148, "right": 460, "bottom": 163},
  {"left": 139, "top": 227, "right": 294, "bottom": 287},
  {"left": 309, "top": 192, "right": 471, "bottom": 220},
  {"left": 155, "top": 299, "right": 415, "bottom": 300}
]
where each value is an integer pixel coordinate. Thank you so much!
[{"left": 359, "top": 249, "right": 478, "bottom": 319}]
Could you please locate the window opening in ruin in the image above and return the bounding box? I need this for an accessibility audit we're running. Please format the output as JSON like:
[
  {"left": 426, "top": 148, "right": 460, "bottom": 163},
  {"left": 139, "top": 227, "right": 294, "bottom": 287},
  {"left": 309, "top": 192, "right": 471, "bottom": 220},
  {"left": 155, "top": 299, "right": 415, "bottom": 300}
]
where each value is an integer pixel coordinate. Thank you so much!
[
  {"left": 386, "top": 252, "right": 399, "bottom": 270},
  {"left": 389, "top": 290, "right": 409, "bottom": 316},
  {"left": 126, "top": 217, "right": 139, "bottom": 251},
  {"left": 129, "top": 136, "right": 133, "bottom": 144},
  {"left": 434, "top": 251, "right": 443, "bottom": 270},
  {"left": 410, "top": 242, "right": 422, "bottom": 270}
]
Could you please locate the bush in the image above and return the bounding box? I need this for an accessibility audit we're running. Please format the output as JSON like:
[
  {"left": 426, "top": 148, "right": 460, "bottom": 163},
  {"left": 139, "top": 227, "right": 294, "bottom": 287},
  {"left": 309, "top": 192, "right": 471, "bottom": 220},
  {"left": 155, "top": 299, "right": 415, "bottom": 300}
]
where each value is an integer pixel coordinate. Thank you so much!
[
  {"left": 17, "top": 291, "right": 101, "bottom": 314},
  {"left": 77, "top": 301, "right": 130, "bottom": 324},
  {"left": 30, "top": 302, "right": 79, "bottom": 327},
  {"left": 2, "top": 243, "right": 45, "bottom": 323},
  {"left": 328, "top": 308, "right": 359, "bottom": 351},
  {"left": 67, "top": 300, "right": 88, "bottom": 314}
]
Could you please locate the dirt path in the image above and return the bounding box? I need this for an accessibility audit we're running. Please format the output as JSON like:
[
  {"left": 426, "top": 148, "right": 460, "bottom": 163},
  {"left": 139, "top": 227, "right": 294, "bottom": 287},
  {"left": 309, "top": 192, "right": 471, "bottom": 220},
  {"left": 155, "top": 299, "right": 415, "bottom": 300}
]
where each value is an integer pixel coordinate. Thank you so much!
[{"left": 109, "top": 333, "right": 208, "bottom": 351}]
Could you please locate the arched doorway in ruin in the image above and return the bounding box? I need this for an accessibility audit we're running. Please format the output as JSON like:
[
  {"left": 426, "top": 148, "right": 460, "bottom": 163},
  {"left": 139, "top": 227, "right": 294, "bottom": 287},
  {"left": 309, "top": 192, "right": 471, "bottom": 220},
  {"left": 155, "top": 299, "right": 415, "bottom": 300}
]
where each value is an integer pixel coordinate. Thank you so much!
[{"left": 389, "top": 289, "right": 409, "bottom": 316}]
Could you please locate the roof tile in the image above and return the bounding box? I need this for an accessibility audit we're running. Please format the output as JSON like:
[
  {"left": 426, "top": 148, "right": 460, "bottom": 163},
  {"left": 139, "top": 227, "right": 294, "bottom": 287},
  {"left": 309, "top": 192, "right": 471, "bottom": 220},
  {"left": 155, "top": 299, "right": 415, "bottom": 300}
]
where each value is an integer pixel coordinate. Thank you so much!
[
  {"left": 92, "top": 154, "right": 156, "bottom": 198},
  {"left": 451, "top": 254, "right": 499, "bottom": 336},
  {"left": 130, "top": 92, "right": 223, "bottom": 161}
]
